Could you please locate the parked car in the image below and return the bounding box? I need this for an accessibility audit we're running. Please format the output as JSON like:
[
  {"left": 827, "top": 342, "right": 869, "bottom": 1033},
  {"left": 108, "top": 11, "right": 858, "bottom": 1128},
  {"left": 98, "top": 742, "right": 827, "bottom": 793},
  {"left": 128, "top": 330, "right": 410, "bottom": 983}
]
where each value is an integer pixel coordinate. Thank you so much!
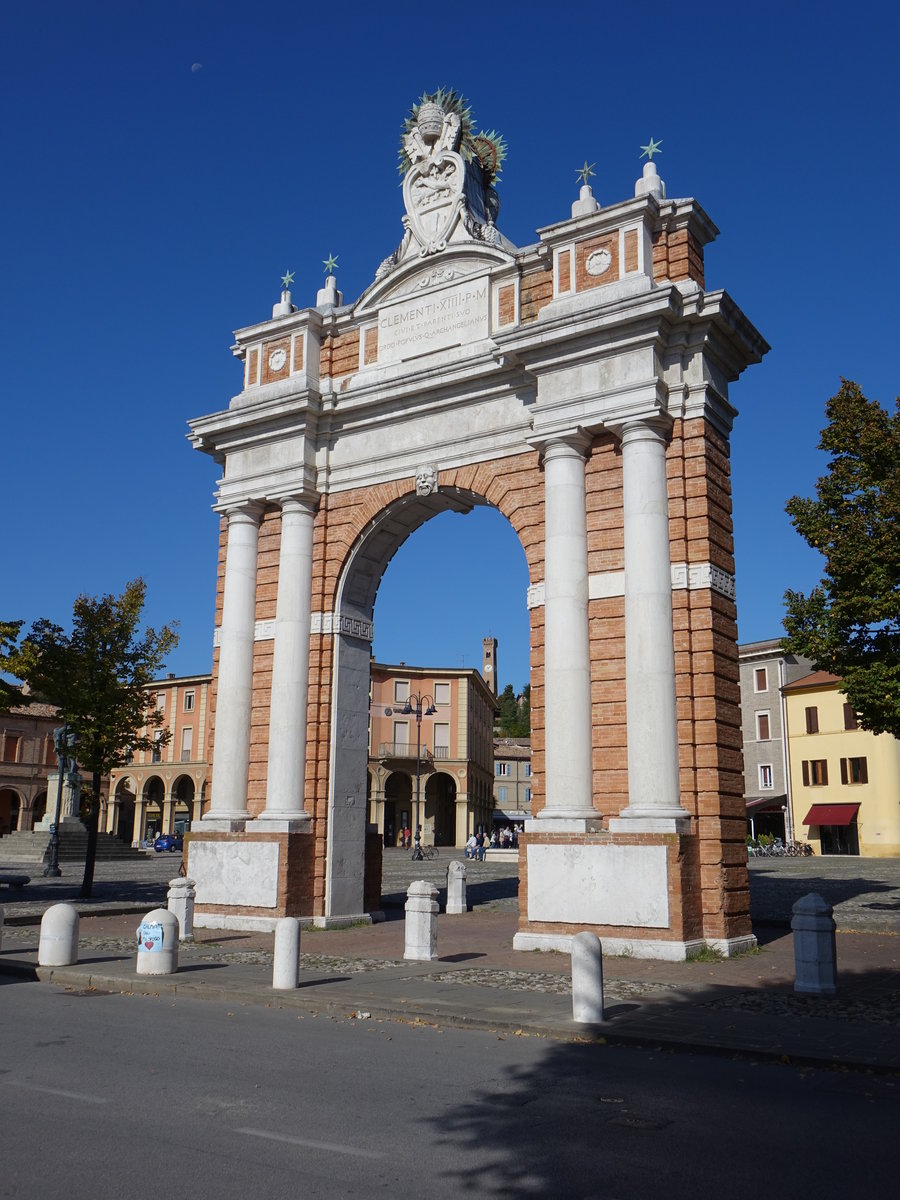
[{"left": 153, "top": 833, "right": 183, "bottom": 853}]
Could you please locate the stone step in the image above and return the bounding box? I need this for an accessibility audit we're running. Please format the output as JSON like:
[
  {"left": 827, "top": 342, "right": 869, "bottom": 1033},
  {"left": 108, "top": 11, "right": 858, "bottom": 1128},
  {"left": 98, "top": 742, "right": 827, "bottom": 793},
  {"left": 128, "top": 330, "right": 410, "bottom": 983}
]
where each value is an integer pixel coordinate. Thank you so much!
[{"left": 0, "top": 830, "right": 146, "bottom": 864}]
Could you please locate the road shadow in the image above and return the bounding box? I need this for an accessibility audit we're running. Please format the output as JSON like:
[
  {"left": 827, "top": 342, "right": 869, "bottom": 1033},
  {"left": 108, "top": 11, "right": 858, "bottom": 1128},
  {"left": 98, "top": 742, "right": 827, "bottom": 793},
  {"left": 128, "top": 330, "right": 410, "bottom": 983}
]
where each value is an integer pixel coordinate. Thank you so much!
[{"left": 420, "top": 964, "right": 899, "bottom": 1200}]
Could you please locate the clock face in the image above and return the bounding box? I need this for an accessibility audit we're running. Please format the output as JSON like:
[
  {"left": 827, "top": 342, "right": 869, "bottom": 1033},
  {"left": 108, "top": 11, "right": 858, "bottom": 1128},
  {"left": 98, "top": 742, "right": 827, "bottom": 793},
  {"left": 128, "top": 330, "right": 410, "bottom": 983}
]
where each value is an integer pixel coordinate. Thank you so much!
[{"left": 268, "top": 347, "right": 287, "bottom": 372}]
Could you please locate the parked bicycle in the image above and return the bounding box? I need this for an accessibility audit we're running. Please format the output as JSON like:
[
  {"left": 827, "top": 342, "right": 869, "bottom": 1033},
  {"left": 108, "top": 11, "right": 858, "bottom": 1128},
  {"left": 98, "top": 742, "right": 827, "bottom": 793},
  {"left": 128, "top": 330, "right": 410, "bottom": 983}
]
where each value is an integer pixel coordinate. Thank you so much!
[{"left": 411, "top": 843, "right": 438, "bottom": 861}]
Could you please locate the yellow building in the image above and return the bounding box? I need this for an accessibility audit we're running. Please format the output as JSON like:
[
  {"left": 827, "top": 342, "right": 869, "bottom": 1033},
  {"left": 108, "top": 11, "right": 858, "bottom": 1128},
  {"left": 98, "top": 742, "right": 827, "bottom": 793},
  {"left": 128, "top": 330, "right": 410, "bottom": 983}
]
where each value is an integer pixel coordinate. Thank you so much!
[{"left": 784, "top": 671, "right": 900, "bottom": 857}]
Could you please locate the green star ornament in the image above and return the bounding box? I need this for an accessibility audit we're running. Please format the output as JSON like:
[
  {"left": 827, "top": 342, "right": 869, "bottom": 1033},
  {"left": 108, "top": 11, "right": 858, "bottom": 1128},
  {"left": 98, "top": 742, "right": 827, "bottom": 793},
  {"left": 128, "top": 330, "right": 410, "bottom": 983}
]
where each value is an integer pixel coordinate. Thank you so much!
[
  {"left": 576, "top": 160, "right": 596, "bottom": 186},
  {"left": 640, "top": 137, "right": 663, "bottom": 161},
  {"left": 281, "top": 269, "right": 295, "bottom": 290},
  {"left": 323, "top": 253, "right": 339, "bottom": 276}
]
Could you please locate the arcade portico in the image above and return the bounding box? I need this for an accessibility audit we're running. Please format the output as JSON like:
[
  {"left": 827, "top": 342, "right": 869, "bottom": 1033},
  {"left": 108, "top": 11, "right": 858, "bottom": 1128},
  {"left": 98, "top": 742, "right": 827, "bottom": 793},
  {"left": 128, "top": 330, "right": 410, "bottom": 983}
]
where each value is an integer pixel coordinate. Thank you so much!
[{"left": 187, "top": 91, "right": 767, "bottom": 955}]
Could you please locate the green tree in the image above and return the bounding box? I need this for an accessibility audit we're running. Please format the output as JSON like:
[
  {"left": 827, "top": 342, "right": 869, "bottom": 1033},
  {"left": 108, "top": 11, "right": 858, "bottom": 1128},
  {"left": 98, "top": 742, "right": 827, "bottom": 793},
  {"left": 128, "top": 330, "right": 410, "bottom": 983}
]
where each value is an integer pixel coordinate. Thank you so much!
[
  {"left": 0, "top": 620, "right": 29, "bottom": 712},
  {"left": 496, "top": 683, "right": 519, "bottom": 735},
  {"left": 783, "top": 380, "right": 900, "bottom": 737},
  {"left": 8, "top": 580, "right": 178, "bottom": 896}
]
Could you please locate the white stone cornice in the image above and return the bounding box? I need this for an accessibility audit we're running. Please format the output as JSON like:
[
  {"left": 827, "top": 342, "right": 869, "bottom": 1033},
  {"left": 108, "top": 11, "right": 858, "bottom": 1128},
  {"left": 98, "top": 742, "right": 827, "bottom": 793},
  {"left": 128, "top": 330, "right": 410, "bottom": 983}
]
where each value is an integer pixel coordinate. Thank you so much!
[{"left": 525, "top": 563, "right": 737, "bottom": 609}]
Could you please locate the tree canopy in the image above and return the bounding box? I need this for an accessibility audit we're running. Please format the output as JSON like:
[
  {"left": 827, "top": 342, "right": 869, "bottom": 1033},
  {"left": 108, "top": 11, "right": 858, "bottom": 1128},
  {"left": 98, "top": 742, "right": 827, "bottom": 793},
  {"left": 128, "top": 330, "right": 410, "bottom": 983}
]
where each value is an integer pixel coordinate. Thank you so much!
[
  {"left": 496, "top": 683, "right": 530, "bottom": 738},
  {"left": 783, "top": 380, "right": 900, "bottom": 737},
  {"left": 0, "top": 620, "right": 28, "bottom": 712},
  {"left": 7, "top": 579, "right": 178, "bottom": 895}
]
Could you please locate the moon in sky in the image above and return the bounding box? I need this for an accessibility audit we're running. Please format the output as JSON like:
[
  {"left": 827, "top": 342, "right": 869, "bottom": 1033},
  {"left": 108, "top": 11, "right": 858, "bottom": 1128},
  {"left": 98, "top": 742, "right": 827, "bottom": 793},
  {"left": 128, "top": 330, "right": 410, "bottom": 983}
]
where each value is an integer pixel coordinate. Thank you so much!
[{"left": 191, "top": 63, "right": 203, "bottom": 73}]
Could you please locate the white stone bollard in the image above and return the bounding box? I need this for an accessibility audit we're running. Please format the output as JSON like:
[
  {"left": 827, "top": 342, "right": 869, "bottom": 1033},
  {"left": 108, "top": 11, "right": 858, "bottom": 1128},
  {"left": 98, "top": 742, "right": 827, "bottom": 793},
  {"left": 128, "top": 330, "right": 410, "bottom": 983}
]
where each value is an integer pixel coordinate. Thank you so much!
[
  {"left": 571, "top": 931, "right": 604, "bottom": 1023},
  {"left": 404, "top": 880, "right": 439, "bottom": 961},
  {"left": 136, "top": 908, "right": 179, "bottom": 976},
  {"left": 272, "top": 917, "right": 301, "bottom": 989},
  {"left": 0, "top": 903, "right": 4, "bottom": 952},
  {"left": 167, "top": 877, "right": 196, "bottom": 941},
  {"left": 39, "top": 903, "right": 80, "bottom": 966},
  {"left": 446, "top": 860, "right": 468, "bottom": 915},
  {"left": 792, "top": 892, "right": 837, "bottom": 994}
]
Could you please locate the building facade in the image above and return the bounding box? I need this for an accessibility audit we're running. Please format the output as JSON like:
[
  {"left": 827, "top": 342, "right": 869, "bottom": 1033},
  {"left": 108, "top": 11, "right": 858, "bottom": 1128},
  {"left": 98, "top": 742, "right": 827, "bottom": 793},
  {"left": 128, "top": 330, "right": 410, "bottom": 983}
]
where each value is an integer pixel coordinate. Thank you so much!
[
  {"left": 0, "top": 700, "right": 59, "bottom": 834},
  {"left": 367, "top": 662, "right": 496, "bottom": 847},
  {"left": 106, "top": 673, "right": 212, "bottom": 845},
  {"left": 493, "top": 737, "right": 532, "bottom": 827},
  {"left": 185, "top": 91, "right": 767, "bottom": 955},
  {"left": 738, "top": 639, "right": 812, "bottom": 840},
  {"left": 784, "top": 672, "right": 900, "bottom": 857}
]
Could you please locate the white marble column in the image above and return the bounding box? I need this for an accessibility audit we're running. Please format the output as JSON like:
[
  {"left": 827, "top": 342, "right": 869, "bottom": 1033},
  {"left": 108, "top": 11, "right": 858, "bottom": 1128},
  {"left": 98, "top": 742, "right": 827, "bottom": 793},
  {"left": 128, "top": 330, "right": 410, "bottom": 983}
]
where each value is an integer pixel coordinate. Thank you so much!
[
  {"left": 537, "top": 435, "right": 597, "bottom": 823},
  {"left": 251, "top": 495, "right": 317, "bottom": 829},
  {"left": 610, "top": 420, "right": 688, "bottom": 829},
  {"left": 204, "top": 502, "right": 264, "bottom": 828}
]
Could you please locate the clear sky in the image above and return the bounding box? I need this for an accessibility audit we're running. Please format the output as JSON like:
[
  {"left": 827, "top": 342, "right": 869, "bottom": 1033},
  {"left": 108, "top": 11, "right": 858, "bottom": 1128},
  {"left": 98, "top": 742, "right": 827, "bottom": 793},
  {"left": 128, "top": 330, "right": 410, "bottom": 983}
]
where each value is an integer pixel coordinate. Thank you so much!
[{"left": 2, "top": 1, "right": 896, "bottom": 696}]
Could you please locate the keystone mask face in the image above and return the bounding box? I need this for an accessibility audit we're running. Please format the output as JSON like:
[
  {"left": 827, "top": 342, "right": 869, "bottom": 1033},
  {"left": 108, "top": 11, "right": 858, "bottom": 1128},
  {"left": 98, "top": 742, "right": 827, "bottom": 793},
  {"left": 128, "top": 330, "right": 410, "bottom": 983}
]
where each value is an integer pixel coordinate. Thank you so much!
[{"left": 415, "top": 465, "right": 438, "bottom": 496}]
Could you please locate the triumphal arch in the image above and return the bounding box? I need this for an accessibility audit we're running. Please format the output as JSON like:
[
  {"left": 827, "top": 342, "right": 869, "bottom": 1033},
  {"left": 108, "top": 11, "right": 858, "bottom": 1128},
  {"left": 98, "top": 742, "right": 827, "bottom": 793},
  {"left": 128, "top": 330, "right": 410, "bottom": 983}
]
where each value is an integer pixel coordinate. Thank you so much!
[{"left": 187, "top": 91, "right": 767, "bottom": 957}]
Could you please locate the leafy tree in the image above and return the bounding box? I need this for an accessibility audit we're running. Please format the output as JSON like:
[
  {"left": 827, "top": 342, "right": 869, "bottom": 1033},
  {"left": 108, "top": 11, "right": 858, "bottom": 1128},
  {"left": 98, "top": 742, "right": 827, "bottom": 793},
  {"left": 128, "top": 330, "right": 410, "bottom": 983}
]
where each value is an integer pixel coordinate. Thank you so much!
[
  {"left": 783, "top": 380, "right": 900, "bottom": 737},
  {"left": 8, "top": 580, "right": 178, "bottom": 896},
  {"left": 495, "top": 682, "right": 531, "bottom": 737},
  {"left": 0, "top": 620, "right": 29, "bottom": 712}
]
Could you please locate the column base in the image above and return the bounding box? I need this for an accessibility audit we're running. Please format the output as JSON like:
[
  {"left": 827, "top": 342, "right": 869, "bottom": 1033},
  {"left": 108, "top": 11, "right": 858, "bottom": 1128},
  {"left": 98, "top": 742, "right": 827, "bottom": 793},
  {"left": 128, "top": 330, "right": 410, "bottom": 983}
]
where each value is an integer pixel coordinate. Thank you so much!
[
  {"left": 513, "top": 930, "right": 707, "bottom": 961},
  {"left": 245, "top": 815, "right": 312, "bottom": 833},
  {"left": 608, "top": 811, "right": 691, "bottom": 834},
  {"left": 527, "top": 815, "right": 604, "bottom": 833},
  {"left": 198, "top": 817, "right": 248, "bottom": 833}
]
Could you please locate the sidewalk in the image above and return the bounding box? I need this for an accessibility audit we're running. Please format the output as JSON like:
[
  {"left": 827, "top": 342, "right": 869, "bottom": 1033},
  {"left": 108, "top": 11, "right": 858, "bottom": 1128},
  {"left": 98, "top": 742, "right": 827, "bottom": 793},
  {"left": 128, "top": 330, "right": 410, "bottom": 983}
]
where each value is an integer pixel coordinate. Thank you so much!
[{"left": 2, "top": 905, "right": 898, "bottom": 1074}]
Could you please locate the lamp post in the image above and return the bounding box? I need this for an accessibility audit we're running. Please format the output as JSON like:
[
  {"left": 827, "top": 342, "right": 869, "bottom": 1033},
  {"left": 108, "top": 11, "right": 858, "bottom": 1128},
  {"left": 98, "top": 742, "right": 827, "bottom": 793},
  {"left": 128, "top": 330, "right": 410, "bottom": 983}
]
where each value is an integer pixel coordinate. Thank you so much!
[
  {"left": 385, "top": 692, "right": 436, "bottom": 859},
  {"left": 44, "top": 724, "right": 77, "bottom": 878}
]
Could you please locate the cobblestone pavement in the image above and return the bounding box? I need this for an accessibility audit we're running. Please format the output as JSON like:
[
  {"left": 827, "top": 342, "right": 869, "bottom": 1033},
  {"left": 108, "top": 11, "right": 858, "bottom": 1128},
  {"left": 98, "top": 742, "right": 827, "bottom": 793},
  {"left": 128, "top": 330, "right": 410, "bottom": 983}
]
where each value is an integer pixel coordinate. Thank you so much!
[{"left": 2, "top": 846, "right": 899, "bottom": 933}]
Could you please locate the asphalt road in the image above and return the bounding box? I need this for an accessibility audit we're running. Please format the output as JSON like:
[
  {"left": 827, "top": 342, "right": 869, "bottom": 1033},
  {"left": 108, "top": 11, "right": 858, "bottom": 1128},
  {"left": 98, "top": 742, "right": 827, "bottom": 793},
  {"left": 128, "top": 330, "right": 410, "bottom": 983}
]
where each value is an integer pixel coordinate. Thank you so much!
[{"left": 2, "top": 979, "right": 897, "bottom": 1199}]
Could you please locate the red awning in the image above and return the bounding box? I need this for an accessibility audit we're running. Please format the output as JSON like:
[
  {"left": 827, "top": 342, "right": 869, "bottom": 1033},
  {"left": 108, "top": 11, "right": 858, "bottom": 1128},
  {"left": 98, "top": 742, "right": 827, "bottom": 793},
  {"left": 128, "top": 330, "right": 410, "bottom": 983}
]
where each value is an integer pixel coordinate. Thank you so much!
[{"left": 802, "top": 803, "right": 860, "bottom": 827}]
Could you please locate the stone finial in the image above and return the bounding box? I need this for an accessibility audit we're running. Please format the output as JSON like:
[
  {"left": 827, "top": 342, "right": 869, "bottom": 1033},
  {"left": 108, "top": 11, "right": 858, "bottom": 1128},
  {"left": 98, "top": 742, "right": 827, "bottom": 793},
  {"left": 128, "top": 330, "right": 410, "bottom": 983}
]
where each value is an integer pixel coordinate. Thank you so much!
[
  {"left": 316, "top": 275, "right": 343, "bottom": 311},
  {"left": 635, "top": 161, "right": 666, "bottom": 200},
  {"left": 572, "top": 183, "right": 600, "bottom": 219},
  {"left": 272, "top": 289, "right": 295, "bottom": 319}
]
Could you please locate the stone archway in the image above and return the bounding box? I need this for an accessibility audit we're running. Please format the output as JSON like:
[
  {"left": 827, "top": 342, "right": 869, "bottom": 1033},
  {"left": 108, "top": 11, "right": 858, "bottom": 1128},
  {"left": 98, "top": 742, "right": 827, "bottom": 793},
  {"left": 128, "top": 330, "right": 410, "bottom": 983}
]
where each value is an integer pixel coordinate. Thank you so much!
[
  {"left": 0, "top": 788, "right": 20, "bottom": 837},
  {"left": 187, "top": 89, "right": 766, "bottom": 956},
  {"left": 424, "top": 772, "right": 457, "bottom": 847}
]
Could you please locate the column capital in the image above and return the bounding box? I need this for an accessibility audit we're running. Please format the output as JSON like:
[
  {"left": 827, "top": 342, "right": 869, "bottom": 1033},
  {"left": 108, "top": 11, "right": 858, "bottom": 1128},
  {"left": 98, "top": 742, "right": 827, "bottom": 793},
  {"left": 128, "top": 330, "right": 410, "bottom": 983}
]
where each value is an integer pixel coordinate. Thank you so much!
[
  {"left": 529, "top": 428, "right": 592, "bottom": 462},
  {"left": 270, "top": 491, "right": 320, "bottom": 517},
  {"left": 609, "top": 413, "right": 673, "bottom": 445},
  {"left": 215, "top": 498, "right": 267, "bottom": 525}
]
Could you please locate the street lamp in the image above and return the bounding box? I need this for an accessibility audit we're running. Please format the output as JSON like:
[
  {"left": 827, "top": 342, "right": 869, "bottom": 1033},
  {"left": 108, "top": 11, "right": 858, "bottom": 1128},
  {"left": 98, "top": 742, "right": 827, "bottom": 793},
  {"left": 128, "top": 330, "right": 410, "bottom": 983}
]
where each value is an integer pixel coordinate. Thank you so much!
[
  {"left": 385, "top": 692, "right": 436, "bottom": 859},
  {"left": 44, "top": 724, "right": 77, "bottom": 878}
]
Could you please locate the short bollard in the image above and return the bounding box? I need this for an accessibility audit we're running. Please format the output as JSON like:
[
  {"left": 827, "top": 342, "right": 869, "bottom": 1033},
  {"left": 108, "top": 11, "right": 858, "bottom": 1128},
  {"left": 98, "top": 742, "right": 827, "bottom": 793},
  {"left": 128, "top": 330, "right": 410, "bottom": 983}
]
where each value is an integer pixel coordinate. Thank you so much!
[
  {"left": 792, "top": 892, "right": 837, "bottom": 994},
  {"left": 0, "top": 903, "right": 5, "bottom": 952},
  {"left": 167, "top": 876, "right": 196, "bottom": 941},
  {"left": 39, "top": 903, "right": 80, "bottom": 966},
  {"left": 571, "top": 932, "right": 604, "bottom": 1023},
  {"left": 136, "top": 908, "right": 179, "bottom": 976},
  {"left": 446, "top": 860, "right": 467, "bottom": 915},
  {"left": 273, "top": 917, "right": 301, "bottom": 990},
  {"left": 404, "top": 880, "right": 439, "bottom": 961}
]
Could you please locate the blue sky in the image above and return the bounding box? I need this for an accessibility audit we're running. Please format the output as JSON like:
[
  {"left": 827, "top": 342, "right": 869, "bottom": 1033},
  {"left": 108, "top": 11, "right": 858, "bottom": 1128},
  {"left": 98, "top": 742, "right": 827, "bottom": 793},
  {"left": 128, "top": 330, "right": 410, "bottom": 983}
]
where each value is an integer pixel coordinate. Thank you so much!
[{"left": 2, "top": 1, "right": 896, "bottom": 696}]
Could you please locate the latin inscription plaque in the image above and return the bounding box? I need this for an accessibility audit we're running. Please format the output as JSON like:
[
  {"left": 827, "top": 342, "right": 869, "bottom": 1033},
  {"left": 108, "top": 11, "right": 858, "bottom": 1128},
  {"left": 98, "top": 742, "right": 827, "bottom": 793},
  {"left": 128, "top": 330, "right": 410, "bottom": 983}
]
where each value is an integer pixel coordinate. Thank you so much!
[{"left": 378, "top": 276, "right": 489, "bottom": 365}]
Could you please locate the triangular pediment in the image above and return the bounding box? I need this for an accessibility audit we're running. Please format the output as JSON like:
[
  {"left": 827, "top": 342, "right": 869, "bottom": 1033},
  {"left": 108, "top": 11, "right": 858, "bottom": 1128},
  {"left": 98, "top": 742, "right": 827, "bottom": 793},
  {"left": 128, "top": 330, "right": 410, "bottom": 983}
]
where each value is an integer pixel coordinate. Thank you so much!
[{"left": 355, "top": 244, "right": 513, "bottom": 316}]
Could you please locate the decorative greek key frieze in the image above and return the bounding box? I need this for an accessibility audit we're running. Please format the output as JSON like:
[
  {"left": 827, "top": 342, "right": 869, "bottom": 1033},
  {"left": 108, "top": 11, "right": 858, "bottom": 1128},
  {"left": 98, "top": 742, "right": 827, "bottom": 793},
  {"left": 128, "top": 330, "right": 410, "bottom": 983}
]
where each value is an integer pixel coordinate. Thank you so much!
[
  {"left": 310, "top": 612, "right": 374, "bottom": 641},
  {"left": 670, "top": 562, "right": 736, "bottom": 599},
  {"left": 524, "top": 563, "right": 736, "bottom": 610},
  {"left": 213, "top": 619, "right": 276, "bottom": 647}
]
